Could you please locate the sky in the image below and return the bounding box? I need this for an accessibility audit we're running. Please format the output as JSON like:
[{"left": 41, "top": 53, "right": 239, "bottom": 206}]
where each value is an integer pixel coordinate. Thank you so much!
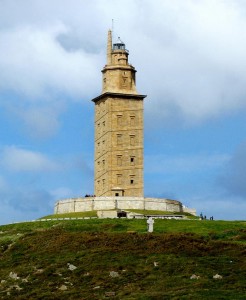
[{"left": 0, "top": 0, "right": 246, "bottom": 224}]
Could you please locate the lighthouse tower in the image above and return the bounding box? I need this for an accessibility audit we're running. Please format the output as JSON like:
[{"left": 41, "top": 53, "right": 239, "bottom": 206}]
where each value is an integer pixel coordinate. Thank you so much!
[
  {"left": 92, "top": 30, "right": 146, "bottom": 197},
  {"left": 54, "top": 30, "right": 195, "bottom": 216}
]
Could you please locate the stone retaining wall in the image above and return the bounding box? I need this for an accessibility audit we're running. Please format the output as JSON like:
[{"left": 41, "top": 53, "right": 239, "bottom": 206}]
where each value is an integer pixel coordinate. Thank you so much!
[{"left": 54, "top": 197, "right": 185, "bottom": 214}]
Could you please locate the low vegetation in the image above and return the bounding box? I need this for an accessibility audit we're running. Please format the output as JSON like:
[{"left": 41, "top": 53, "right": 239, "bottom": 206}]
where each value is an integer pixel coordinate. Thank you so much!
[
  {"left": 0, "top": 218, "right": 245, "bottom": 299},
  {"left": 125, "top": 209, "right": 198, "bottom": 218},
  {"left": 41, "top": 211, "right": 98, "bottom": 219},
  {"left": 41, "top": 210, "right": 196, "bottom": 220}
]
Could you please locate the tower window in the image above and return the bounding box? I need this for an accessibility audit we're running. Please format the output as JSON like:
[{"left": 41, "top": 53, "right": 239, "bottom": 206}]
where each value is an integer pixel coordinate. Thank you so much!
[
  {"left": 130, "top": 135, "right": 135, "bottom": 146},
  {"left": 117, "top": 134, "right": 123, "bottom": 145},
  {"left": 117, "top": 115, "right": 123, "bottom": 126},
  {"left": 97, "top": 180, "right": 101, "bottom": 193},
  {"left": 130, "top": 157, "right": 135, "bottom": 165},
  {"left": 117, "top": 174, "right": 122, "bottom": 185},
  {"left": 117, "top": 155, "right": 122, "bottom": 166},
  {"left": 130, "top": 175, "right": 135, "bottom": 185},
  {"left": 102, "top": 159, "right": 105, "bottom": 169},
  {"left": 130, "top": 116, "right": 135, "bottom": 126}
]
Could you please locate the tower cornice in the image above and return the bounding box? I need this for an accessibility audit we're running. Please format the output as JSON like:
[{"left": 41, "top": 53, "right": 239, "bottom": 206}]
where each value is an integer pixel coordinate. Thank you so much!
[
  {"left": 91, "top": 92, "right": 147, "bottom": 103},
  {"left": 102, "top": 65, "right": 136, "bottom": 73}
]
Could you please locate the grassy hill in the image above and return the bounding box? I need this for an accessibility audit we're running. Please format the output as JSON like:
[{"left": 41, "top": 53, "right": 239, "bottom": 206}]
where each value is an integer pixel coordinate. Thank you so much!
[{"left": 0, "top": 218, "right": 245, "bottom": 299}]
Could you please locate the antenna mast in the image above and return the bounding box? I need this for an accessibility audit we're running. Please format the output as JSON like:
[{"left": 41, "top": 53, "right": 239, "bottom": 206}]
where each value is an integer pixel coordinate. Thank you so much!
[{"left": 112, "top": 19, "right": 114, "bottom": 42}]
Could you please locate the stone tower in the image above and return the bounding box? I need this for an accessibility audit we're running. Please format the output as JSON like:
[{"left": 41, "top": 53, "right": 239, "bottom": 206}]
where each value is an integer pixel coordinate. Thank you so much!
[{"left": 92, "top": 30, "right": 146, "bottom": 197}]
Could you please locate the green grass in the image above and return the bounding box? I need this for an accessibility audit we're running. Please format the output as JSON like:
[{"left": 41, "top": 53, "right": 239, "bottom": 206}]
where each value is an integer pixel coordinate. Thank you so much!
[
  {"left": 126, "top": 209, "right": 197, "bottom": 218},
  {"left": 41, "top": 211, "right": 98, "bottom": 219},
  {"left": 0, "top": 219, "right": 245, "bottom": 299},
  {"left": 42, "top": 209, "right": 197, "bottom": 220}
]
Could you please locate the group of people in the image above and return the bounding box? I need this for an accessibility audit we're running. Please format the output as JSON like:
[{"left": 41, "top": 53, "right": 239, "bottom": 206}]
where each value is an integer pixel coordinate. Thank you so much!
[
  {"left": 200, "top": 213, "right": 213, "bottom": 220},
  {"left": 84, "top": 194, "right": 96, "bottom": 198}
]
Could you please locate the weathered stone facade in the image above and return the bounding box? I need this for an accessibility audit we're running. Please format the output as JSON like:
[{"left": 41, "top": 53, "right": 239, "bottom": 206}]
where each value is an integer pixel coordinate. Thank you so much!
[{"left": 92, "top": 31, "right": 146, "bottom": 197}]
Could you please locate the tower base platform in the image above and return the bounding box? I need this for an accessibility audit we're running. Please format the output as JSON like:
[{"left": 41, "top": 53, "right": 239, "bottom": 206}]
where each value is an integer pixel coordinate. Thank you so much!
[{"left": 54, "top": 197, "right": 196, "bottom": 216}]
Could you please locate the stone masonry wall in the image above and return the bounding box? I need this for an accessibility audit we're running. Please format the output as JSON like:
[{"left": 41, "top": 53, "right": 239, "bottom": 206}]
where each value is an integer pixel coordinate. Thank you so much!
[
  {"left": 54, "top": 197, "right": 184, "bottom": 214},
  {"left": 94, "top": 96, "right": 144, "bottom": 198}
]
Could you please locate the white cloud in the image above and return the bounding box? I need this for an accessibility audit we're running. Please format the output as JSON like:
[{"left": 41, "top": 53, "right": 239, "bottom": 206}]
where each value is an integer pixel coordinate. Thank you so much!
[
  {"left": 138, "top": 1, "right": 246, "bottom": 123},
  {"left": 1, "top": 146, "right": 60, "bottom": 172},
  {"left": 0, "top": 0, "right": 246, "bottom": 130},
  {"left": 0, "top": 23, "right": 101, "bottom": 100}
]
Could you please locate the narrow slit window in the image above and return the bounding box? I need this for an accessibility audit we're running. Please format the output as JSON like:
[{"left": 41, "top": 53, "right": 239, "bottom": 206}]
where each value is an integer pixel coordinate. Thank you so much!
[
  {"left": 130, "top": 157, "right": 135, "bottom": 165},
  {"left": 130, "top": 175, "right": 135, "bottom": 185},
  {"left": 97, "top": 161, "right": 100, "bottom": 173},
  {"left": 117, "top": 156, "right": 122, "bottom": 166}
]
